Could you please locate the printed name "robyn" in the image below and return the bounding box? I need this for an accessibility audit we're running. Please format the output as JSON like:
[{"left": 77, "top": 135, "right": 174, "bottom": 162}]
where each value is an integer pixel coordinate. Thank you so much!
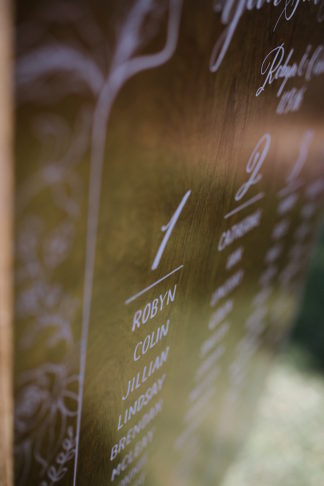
[{"left": 132, "top": 285, "right": 176, "bottom": 332}]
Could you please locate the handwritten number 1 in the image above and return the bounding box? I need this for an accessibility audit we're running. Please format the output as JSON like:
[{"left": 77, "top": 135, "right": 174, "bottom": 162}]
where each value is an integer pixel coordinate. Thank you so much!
[{"left": 151, "top": 190, "right": 191, "bottom": 270}]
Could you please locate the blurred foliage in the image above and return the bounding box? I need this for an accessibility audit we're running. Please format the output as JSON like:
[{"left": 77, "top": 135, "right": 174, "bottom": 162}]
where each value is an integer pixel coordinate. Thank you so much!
[
  {"left": 221, "top": 224, "right": 324, "bottom": 486},
  {"left": 288, "top": 225, "right": 324, "bottom": 372},
  {"left": 221, "top": 354, "right": 324, "bottom": 486}
]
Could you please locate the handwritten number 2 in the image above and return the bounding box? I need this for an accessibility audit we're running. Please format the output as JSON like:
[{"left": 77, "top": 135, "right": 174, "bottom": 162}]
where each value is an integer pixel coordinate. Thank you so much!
[{"left": 151, "top": 190, "right": 191, "bottom": 270}]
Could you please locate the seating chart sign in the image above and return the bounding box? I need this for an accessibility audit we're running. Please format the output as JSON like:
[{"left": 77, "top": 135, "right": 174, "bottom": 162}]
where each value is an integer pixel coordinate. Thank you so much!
[{"left": 14, "top": 1, "right": 324, "bottom": 485}]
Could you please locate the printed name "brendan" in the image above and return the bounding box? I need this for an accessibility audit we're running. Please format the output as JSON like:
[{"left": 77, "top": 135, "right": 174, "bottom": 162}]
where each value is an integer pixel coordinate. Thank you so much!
[
  {"left": 111, "top": 429, "right": 154, "bottom": 482},
  {"left": 110, "top": 400, "right": 163, "bottom": 461}
]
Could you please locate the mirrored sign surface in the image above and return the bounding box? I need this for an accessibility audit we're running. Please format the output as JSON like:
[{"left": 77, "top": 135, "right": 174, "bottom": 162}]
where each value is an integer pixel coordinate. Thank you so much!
[{"left": 14, "top": 1, "right": 324, "bottom": 485}]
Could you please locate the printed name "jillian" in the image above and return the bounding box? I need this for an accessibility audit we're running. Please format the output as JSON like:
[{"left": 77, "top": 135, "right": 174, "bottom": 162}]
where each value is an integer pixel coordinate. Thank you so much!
[{"left": 123, "top": 346, "right": 169, "bottom": 400}]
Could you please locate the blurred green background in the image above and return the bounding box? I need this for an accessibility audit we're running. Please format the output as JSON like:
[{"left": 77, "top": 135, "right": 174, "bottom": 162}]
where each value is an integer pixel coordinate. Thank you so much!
[{"left": 221, "top": 226, "right": 324, "bottom": 486}]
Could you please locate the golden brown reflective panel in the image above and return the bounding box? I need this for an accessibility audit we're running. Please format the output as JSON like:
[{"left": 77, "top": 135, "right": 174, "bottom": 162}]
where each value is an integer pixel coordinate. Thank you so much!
[{"left": 14, "top": 1, "right": 324, "bottom": 485}]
